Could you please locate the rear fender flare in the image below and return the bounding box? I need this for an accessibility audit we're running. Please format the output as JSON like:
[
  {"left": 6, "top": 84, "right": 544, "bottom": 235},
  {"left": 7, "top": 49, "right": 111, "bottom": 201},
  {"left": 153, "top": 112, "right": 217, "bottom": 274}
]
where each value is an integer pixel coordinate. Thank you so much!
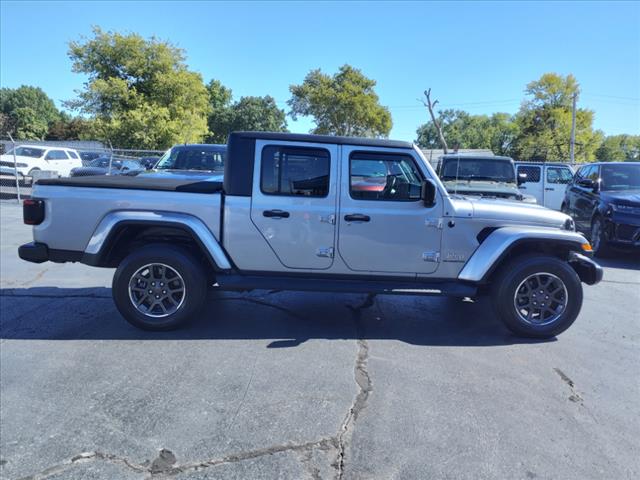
[{"left": 83, "top": 210, "right": 232, "bottom": 270}]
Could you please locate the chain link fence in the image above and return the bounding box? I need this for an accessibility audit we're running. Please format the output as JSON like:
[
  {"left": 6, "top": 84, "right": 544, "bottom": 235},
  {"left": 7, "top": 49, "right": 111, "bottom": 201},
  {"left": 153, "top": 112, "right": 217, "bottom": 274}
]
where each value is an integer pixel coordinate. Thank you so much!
[{"left": 0, "top": 136, "right": 164, "bottom": 201}]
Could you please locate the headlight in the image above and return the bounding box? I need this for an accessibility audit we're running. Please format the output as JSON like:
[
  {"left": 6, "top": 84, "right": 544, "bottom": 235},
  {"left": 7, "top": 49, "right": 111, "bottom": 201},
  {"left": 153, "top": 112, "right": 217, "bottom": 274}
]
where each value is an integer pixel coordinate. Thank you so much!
[
  {"left": 521, "top": 195, "right": 538, "bottom": 204},
  {"left": 564, "top": 218, "right": 576, "bottom": 231}
]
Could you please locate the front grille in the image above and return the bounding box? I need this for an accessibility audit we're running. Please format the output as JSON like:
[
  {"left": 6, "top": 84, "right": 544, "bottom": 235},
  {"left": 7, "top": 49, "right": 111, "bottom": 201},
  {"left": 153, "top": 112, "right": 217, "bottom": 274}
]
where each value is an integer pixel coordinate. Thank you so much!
[{"left": 615, "top": 224, "right": 640, "bottom": 242}]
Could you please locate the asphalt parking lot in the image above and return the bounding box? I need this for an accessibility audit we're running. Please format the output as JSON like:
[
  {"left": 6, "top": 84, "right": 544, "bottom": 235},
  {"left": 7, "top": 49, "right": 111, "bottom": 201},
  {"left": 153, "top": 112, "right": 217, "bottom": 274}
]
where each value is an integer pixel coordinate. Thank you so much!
[{"left": 1, "top": 200, "right": 639, "bottom": 480}]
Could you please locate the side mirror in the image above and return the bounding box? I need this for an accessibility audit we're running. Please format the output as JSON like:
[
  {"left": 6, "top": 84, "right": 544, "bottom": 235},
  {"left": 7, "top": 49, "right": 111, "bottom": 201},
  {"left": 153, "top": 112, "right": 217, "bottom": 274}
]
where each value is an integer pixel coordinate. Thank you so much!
[
  {"left": 577, "top": 178, "right": 594, "bottom": 189},
  {"left": 421, "top": 179, "right": 437, "bottom": 208},
  {"left": 517, "top": 172, "right": 528, "bottom": 185}
]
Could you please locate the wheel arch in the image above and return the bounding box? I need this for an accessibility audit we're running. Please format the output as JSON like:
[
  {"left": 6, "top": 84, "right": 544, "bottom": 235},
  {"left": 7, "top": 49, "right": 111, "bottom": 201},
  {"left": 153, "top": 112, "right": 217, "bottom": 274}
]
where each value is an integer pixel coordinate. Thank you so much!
[
  {"left": 82, "top": 211, "right": 232, "bottom": 272},
  {"left": 459, "top": 227, "right": 591, "bottom": 284}
]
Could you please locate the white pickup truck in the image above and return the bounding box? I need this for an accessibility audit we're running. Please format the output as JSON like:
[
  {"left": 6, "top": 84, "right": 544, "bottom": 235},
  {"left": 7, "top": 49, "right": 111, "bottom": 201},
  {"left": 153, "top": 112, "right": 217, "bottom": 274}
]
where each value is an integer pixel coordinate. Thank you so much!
[{"left": 19, "top": 132, "right": 602, "bottom": 337}]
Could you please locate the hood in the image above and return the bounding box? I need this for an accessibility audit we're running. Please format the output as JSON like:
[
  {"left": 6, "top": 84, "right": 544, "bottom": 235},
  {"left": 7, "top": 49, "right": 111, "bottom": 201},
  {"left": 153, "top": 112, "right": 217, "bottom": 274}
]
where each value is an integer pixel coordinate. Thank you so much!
[
  {"left": 0, "top": 154, "right": 38, "bottom": 163},
  {"left": 133, "top": 169, "right": 224, "bottom": 182},
  {"left": 600, "top": 189, "right": 640, "bottom": 206},
  {"left": 451, "top": 196, "right": 571, "bottom": 229}
]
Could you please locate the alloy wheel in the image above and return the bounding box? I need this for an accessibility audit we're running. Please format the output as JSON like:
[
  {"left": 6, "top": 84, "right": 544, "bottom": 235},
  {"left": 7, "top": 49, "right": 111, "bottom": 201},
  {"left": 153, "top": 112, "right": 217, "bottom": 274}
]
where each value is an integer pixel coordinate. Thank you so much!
[
  {"left": 513, "top": 272, "right": 569, "bottom": 326},
  {"left": 128, "top": 263, "right": 186, "bottom": 318}
]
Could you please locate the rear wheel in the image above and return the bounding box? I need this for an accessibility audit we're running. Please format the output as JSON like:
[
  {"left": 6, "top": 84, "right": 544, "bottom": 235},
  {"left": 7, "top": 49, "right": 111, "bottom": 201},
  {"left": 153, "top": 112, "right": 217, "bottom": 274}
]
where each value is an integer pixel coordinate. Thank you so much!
[
  {"left": 112, "top": 244, "right": 207, "bottom": 330},
  {"left": 491, "top": 254, "right": 583, "bottom": 338}
]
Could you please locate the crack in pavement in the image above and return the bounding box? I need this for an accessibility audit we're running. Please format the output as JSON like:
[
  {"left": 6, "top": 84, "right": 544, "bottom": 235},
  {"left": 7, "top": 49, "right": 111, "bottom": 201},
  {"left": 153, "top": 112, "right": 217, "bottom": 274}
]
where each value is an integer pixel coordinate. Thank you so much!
[
  {"left": 12, "top": 293, "right": 376, "bottom": 480},
  {"left": 553, "top": 368, "right": 584, "bottom": 404},
  {"left": 335, "top": 294, "right": 375, "bottom": 480}
]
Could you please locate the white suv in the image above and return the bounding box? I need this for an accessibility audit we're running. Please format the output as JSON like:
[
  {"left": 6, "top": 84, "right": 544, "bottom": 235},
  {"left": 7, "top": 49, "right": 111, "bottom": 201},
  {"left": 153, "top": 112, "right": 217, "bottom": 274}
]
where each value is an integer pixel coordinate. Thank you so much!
[{"left": 0, "top": 145, "right": 82, "bottom": 177}]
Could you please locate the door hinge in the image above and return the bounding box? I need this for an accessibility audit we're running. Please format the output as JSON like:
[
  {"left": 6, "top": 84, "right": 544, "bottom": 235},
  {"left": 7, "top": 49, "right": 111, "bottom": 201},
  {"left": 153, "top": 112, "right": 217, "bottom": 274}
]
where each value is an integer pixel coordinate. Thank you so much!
[
  {"left": 316, "top": 247, "right": 334, "bottom": 258},
  {"left": 319, "top": 214, "right": 336, "bottom": 225},
  {"left": 425, "top": 218, "right": 443, "bottom": 229},
  {"left": 422, "top": 251, "right": 440, "bottom": 263}
]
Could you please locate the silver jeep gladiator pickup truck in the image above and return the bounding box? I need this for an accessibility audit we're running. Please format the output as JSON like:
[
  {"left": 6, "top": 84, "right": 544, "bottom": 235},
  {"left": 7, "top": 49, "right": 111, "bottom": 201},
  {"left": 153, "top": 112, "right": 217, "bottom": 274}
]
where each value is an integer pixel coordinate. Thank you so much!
[{"left": 19, "top": 132, "right": 602, "bottom": 337}]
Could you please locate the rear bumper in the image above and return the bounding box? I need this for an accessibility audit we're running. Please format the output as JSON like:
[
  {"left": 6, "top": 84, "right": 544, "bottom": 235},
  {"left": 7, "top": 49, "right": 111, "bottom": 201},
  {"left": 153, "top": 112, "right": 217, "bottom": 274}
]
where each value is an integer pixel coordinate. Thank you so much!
[
  {"left": 18, "top": 242, "right": 83, "bottom": 264},
  {"left": 568, "top": 251, "right": 603, "bottom": 285}
]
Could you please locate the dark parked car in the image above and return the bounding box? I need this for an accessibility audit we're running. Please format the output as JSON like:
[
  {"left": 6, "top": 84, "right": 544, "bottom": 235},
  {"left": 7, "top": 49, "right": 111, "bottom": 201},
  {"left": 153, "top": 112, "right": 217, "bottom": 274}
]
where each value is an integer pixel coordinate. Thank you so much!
[
  {"left": 70, "top": 157, "right": 144, "bottom": 177},
  {"left": 153, "top": 144, "right": 225, "bottom": 172},
  {"left": 436, "top": 155, "right": 537, "bottom": 203},
  {"left": 79, "top": 151, "right": 110, "bottom": 166},
  {"left": 139, "top": 156, "right": 161, "bottom": 169},
  {"left": 561, "top": 162, "right": 640, "bottom": 256}
]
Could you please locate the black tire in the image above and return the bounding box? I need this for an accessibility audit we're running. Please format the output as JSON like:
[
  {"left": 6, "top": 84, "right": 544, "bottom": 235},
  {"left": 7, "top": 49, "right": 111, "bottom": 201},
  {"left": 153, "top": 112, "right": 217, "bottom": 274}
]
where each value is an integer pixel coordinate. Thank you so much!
[
  {"left": 112, "top": 244, "right": 207, "bottom": 331},
  {"left": 590, "top": 216, "right": 612, "bottom": 258},
  {"left": 491, "top": 254, "right": 583, "bottom": 338}
]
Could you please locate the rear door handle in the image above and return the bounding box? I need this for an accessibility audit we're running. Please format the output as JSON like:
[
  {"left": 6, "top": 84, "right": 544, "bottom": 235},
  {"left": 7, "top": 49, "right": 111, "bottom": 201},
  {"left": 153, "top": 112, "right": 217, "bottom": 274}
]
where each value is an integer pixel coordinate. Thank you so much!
[
  {"left": 263, "top": 209, "right": 290, "bottom": 219},
  {"left": 344, "top": 214, "right": 370, "bottom": 222},
  {"left": 545, "top": 187, "right": 555, "bottom": 191}
]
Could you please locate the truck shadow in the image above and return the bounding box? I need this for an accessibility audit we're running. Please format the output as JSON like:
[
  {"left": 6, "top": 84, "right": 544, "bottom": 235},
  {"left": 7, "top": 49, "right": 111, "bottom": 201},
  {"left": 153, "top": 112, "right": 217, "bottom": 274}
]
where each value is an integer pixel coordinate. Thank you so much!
[
  {"left": 0, "top": 287, "right": 555, "bottom": 347},
  {"left": 595, "top": 255, "right": 640, "bottom": 271}
]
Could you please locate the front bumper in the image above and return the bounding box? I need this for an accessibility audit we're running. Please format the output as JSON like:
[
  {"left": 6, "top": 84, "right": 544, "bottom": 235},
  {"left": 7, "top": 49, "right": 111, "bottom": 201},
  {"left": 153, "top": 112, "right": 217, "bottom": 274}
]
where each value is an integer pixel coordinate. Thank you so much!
[
  {"left": 604, "top": 213, "right": 640, "bottom": 247},
  {"left": 568, "top": 251, "right": 604, "bottom": 285}
]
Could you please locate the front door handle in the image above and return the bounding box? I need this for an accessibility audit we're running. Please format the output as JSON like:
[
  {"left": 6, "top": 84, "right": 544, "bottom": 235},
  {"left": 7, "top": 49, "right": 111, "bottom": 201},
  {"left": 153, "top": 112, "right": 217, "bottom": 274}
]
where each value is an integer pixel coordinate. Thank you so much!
[
  {"left": 545, "top": 187, "right": 555, "bottom": 191},
  {"left": 344, "top": 214, "right": 370, "bottom": 222},
  {"left": 263, "top": 209, "right": 290, "bottom": 219}
]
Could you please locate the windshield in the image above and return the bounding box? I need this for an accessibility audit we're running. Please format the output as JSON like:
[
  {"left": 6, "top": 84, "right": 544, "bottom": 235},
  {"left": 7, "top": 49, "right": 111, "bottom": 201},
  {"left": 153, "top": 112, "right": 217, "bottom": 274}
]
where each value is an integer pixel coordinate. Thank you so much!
[
  {"left": 6, "top": 147, "right": 45, "bottom": 158},
  {"left": 441, "top": 158, "right": 516, "bottom": 183},
  {"left": 156, "top": 146, "right": 225, "bottom": 172},
  {"left": 601, "top": 164, "right": 640, "bottom": 191},
  {"left": 88, "top": 157, "right": 112, "bottom": 168}
]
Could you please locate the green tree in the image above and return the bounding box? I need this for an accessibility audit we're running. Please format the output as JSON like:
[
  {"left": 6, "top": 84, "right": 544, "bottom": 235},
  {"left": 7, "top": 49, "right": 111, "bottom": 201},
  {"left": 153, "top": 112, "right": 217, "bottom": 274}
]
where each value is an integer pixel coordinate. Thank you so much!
[
  {"left": 0, "top": 86, "right": 61, "bottom": 139},
  {"left": 67, "top": 27, "right": 210, "bottom": 148},
  {"left": 46, "top": 113, "right": 92, "bottom": 140},
  {"left": 595, "top": 134, "right": 640, "bottom": 162},
  {"left": 416, "top": 110, "right": 518, "bottom": 156},
  {"left": 206, "top": 79, "right": 287, "bottom": 143},
  {"left": 512, "top": 73, "right": 602, "bottom": 162},
  {"left": 288, "top": 65, "right": 392, "bottom": 137}
]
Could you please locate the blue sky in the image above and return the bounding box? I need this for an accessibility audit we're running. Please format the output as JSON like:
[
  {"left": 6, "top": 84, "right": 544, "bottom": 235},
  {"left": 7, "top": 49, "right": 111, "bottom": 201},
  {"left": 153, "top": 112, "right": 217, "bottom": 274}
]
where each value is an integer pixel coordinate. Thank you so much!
[{"left": 1, "top": 0, "right": 639, "bottom": 141}]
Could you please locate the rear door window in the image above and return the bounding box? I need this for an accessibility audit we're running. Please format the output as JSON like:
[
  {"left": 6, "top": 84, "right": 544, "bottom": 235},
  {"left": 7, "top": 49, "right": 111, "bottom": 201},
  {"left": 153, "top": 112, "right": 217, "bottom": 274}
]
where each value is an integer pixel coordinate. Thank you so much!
[
  {"left": 45, "top": 150, "right": 69, "bottom": 160},
  {"left": 546, "top": 166, "right": 573, "bottom": 184},
  {"left": 518, "top": 165, "right": 541, "bottom": 183},
  {"left": 66, "top": 150, "right": 79, "bottom": 159},
  {"left": 261, "top": 146, "right": 330, "bottom": 197}
]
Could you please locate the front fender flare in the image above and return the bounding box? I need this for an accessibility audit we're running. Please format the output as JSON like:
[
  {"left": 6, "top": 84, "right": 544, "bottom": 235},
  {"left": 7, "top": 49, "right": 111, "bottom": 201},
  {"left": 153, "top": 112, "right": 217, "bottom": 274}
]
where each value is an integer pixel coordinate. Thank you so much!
[
  {"left": 83, "top": 210, "right": 232, "bottom": 270},
  {"left": 458, "top": 226, "right": 589, "bottom": 283}
]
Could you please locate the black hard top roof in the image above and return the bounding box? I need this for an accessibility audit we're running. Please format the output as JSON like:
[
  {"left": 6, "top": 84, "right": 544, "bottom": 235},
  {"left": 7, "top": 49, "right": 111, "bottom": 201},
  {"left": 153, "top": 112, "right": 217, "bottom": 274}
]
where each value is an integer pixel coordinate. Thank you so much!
[
  {"left": 172, "top": 144, "right": 226, "bottom": 151},
  {"left": 229, "top": 132, "right": 414, "bottom": 149},
  {"left": 441, "top": 154, "right": 514, "bottom": 161}
]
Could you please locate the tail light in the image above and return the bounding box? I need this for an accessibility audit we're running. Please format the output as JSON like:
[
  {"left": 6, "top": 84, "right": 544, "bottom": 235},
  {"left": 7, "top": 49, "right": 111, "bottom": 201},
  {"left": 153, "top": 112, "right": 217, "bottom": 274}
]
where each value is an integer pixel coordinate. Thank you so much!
[{"left": 23, "top": 199, "right": 45, "bottom": 225}]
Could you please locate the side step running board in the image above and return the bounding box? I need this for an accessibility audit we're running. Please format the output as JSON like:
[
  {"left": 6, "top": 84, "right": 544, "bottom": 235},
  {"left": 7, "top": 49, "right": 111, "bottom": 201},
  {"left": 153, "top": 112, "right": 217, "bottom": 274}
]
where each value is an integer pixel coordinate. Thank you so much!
[{"left": 216, "top": 275, "right": 477, "bottom": 297}]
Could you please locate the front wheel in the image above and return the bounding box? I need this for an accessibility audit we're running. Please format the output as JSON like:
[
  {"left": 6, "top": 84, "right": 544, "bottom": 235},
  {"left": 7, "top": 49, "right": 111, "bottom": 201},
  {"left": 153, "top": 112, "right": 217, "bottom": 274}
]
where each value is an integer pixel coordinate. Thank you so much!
[
  {"left": 112, "top": 244, "right": 208, "bottom": 330},
  {"left": 491, "top": 254, "right": 583, "bottom": 338},
  {"left": 590, "top": 216, "right": 612, "bottom": 258}
]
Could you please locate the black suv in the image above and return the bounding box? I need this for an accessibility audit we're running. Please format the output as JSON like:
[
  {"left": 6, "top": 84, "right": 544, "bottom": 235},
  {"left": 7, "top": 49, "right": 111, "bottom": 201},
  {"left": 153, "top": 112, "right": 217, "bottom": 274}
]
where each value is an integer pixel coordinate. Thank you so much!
[{"left": 561, "top": 162, "right": 640, "bottom": 256}]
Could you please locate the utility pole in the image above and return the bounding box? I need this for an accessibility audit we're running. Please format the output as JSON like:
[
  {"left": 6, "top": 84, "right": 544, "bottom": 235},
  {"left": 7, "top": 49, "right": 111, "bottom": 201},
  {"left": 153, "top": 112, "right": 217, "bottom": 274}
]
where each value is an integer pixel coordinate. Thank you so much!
[{"left": 570, "top": 92, "right": 577, "bottom": 163}]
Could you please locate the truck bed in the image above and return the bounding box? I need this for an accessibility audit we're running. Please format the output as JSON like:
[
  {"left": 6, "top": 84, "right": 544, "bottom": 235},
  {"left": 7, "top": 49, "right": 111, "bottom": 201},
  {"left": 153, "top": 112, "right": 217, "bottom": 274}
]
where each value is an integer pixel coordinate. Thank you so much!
[{"left": 36, "top": 175, "right": 223, "bottom": 194}]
